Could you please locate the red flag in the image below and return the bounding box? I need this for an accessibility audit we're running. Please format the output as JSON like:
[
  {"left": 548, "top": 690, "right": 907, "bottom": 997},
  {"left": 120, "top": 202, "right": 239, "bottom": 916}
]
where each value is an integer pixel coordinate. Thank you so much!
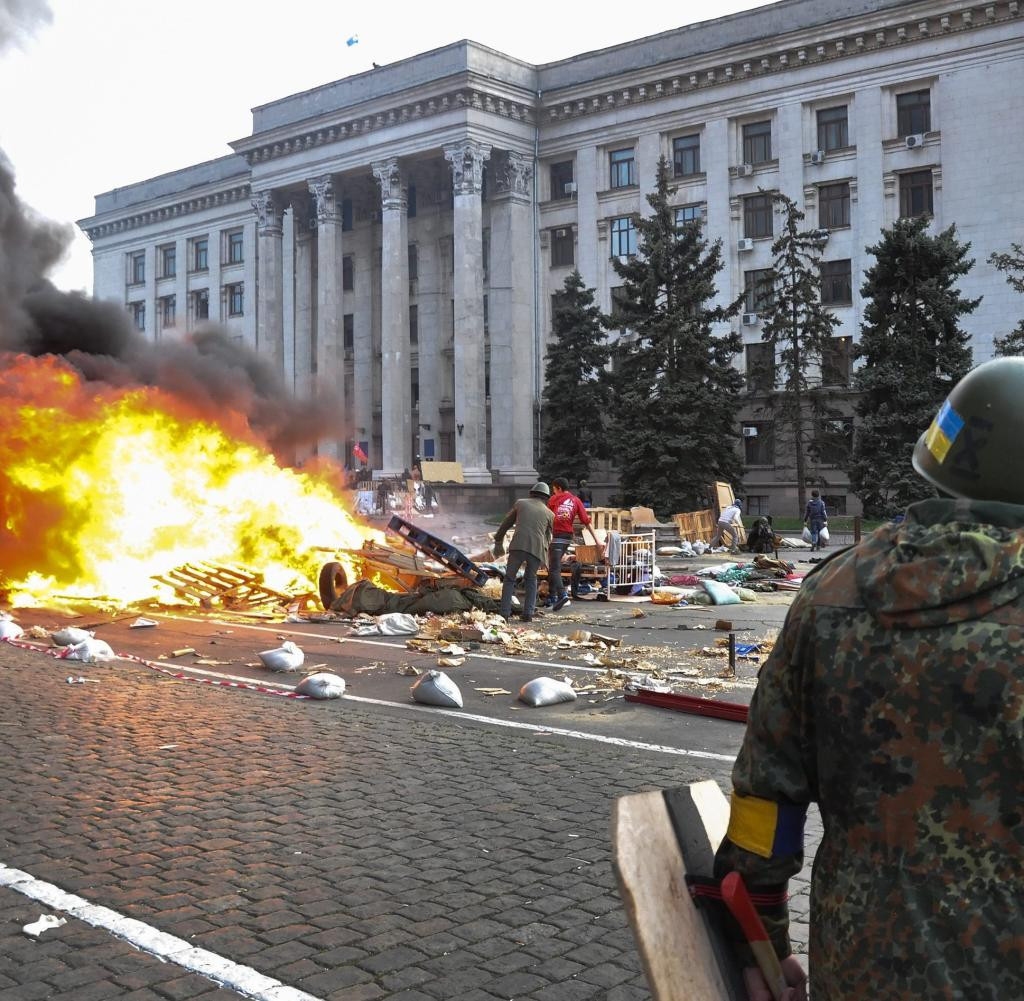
[{"left": 353, "top": 443, "right": 368, "bottom": 464}]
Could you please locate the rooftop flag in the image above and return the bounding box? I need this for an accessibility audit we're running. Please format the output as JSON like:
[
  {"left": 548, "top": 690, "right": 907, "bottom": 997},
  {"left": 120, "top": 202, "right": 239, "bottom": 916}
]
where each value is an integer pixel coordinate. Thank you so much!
[{"left": 346, "top": 35, "right": 359, "bottom": 47}]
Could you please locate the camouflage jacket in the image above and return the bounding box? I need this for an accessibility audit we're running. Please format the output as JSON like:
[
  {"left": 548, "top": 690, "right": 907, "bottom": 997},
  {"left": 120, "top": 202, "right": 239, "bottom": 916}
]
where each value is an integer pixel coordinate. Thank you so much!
[{"left": 714, "top": 498, "right": 1024, "bottom": 1000}]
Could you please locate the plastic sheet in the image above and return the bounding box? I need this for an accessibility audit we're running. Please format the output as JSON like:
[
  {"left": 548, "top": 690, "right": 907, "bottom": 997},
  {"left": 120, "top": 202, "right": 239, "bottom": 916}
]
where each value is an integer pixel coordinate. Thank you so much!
[
  {"left": 411, "top": 669, "right": 463, "bottom": 708},
  {"left": 258, "top": 640, "right": 305, "bottom": 672},
  {"left": 294, "top": 672, "right": 346, "bottom": 699},
  {"left": 518, "top": 676, "right": 578, "bottom": 707},
  {"left": 62, "top": 638, "right": 116, "bottom": 662},
  {"left": 51, "top": 626, "right": 93, "bottom": 646}
]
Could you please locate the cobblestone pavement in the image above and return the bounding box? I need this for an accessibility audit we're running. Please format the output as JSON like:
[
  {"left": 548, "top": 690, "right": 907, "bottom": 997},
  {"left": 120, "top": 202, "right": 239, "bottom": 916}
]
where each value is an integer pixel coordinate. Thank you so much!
[{"left": 0, "top": 639, "right": 820, "bottom": 1000}]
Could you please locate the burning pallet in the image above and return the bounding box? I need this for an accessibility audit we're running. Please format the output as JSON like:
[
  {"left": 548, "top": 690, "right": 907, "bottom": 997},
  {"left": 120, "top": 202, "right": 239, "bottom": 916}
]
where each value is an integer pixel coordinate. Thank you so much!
[{"left": 152, "top": 562, "right": 311, "bottom": 611}]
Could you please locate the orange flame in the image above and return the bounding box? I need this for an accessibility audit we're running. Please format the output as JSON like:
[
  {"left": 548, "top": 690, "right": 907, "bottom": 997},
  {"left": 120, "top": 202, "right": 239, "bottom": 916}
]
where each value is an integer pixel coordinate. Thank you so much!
[{"left": 0, "top": 354, "right": 381, "bottom": 606}]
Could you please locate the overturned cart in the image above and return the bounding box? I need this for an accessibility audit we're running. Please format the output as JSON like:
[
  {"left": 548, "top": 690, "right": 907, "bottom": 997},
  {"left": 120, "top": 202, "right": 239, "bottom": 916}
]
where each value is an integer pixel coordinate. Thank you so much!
[{"left": 318, "top": 515, "right": 491, "bottom": 610}]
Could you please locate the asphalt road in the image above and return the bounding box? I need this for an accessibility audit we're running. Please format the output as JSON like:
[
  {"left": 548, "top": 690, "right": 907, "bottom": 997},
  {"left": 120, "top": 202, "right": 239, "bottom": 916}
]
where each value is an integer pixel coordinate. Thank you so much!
[{"left": 0, "top": 595, "right": 818, "bottom": 1001}]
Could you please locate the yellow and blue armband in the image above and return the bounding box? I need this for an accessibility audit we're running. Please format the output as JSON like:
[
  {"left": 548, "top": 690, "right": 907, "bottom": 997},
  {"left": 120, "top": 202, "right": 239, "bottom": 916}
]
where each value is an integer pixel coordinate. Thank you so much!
[{"left": 726, "top": 792, "right": 807, "bottom": 859}]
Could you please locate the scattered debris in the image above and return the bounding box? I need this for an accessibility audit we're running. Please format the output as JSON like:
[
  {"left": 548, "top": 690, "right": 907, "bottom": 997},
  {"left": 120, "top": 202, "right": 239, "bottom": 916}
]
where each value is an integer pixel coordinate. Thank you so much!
[
  {"left": 25, "top": 625, "right": 50, "bottom": 640},
  {"left": 65, "top": 675, "right": 100, "bottom": 684},
  {"left": 475, "top": 687, "right": 512, "bottom": 696},
  {"left": 397, "top": 664, "right": 421, "bottom": 676},
  {"left": 22, "top": 915, "right": 66, "bottom": 938},
  {"left": 169, "top": 647, "right": 197, "bottom": 658},
  {"left": 151, "top": 562, "right": 311, "bottom": 611},
  {"left": 437, "top": 656, "right": 466, "bottom": 668},
  {"left": 129, "top": 617, "right": 158, "bottom": 629}
]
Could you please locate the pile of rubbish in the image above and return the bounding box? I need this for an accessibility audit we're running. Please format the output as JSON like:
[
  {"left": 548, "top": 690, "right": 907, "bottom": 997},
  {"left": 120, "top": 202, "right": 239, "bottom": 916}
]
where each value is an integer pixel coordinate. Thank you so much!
[{"left": 649, "top": 555, "right": 805, "bottom": 607}]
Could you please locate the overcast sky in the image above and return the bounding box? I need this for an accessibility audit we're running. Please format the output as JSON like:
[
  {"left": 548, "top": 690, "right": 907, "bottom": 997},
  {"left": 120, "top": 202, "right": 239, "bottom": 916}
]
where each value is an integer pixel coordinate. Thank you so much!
[{"left": 0, "top": 0, "right": 771, "bottom": 292}]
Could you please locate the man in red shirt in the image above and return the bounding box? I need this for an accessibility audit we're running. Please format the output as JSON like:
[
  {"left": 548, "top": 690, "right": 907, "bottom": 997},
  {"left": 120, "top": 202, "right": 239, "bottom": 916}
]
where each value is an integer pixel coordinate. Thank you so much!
[{"left": 546, "top": 477, "right": 602, "bottom": 611}]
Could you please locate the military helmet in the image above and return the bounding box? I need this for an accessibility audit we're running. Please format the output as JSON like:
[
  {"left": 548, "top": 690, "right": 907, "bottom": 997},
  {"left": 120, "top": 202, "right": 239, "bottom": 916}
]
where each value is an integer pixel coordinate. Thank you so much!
[
  {"left": 529, "top": 481, "right": 551, "bottom": 497},
  {"left": 912, "top": 357, "right": 1024, "bottom": 503}
]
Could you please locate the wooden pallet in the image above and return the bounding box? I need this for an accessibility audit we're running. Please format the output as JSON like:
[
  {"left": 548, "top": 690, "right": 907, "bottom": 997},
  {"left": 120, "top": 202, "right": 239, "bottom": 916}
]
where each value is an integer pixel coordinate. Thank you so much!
[{"left": 152, "top": 562, "right": 304, "bottom": 610}]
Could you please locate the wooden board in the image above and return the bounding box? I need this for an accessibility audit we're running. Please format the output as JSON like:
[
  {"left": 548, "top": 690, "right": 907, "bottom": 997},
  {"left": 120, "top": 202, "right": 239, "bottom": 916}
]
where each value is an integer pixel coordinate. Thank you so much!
[
  {"left": 612, "top": 781, "right": 746, "bottom": 1001},
  {"left": 420, "top": 461, "right": 464, "bottom": 483}
]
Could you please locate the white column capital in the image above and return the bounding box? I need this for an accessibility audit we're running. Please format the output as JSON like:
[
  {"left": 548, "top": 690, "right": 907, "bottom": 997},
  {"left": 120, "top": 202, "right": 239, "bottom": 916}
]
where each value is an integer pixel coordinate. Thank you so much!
[
  {"left": 307, "top": 175, "right": 341, "bottom": 224},
  {"left": 289, "top": 194, "right": 314, "bottom": 242},
  {"left": 252, "top": 190, "right": 283, "bottom": 236},
  {"left": 371, "top": 158, "right": 406, "bottom": 212},
  {"left": 443, "top": 140, "right": 492, "bottom": 196},
  {"left": 494, "top": 150, "right": 534, "bottom": 199}
]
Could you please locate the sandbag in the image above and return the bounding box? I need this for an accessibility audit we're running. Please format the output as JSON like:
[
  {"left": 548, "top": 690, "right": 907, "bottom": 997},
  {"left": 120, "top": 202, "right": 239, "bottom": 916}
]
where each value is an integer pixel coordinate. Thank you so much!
[
  {"left": 51, "top": 627, "right": 94, "bottom": 646},
  {"left": 411, "top": 669, "right": 463, "bottom": 708},
  {"left": 519, "top": 677, "right": 577, "bottom": 707},
  {"left": 258, "top": 640, "right": 304, "bottom": 672},
  {"left": 295, "top": 672, "right": 345, "bottom": 699},
  {"left": 734, "top": 587, "right": 758, "bottom": 602},
  {"left": 701, "top": 580, "right": 741, "bottom": 606},
  {"left": 0, "top": 619, "right": 24, "bottom": 641},
  {"left": 61, "top": 638, "right": 116, "bottom": 662}
]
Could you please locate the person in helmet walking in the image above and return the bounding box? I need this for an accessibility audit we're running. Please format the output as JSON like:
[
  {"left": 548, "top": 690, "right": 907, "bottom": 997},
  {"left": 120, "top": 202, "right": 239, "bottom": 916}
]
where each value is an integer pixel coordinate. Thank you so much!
[
  {"left": 493, "top": 482, "right": 554, "bottom": 623},
  {"left": 714, "top": 358, "right": 1024, "bottom": 1000},
  {"left": 710, "top": 497, "right": 744, "bottom": 553}
]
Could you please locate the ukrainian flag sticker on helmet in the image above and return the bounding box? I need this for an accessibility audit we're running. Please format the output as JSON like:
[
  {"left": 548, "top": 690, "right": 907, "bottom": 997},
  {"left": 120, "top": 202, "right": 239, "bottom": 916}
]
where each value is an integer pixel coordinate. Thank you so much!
[{"left": 924, "top": 400, "right": 965, "bottom": 463}]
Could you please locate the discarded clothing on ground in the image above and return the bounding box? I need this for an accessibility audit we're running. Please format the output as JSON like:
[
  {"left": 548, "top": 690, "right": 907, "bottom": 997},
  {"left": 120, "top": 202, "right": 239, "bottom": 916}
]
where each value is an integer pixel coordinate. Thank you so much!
[
  {"left": 331, "top": 579, "right": 500, "bottom": 617},
  {"left": 519, "top": 677, "right": 577, "bottom": 707},
  {"left": 295, "top": 672, "right": 345, "bottom": 699},
  {"left": 411, "top": 669, "right": 463, "bottom": 708}
]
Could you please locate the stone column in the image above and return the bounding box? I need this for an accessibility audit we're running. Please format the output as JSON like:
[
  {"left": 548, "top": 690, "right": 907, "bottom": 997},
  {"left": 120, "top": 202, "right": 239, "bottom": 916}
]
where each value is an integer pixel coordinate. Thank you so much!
[
  {"left": 290, "top": 195, "right": 315, "bottom": 401},
  {"left": 372, "top": 158, "right": 412, "bottom": 476},
  {"left": 489, "top": 150, "right": 538, "bottom": 483},
  {"left": 308, "top": 175, "right": 345, "bottom": 458},
  {"left": 443, "top": 139, "right": 492, "bottom": 482},
  {"left": 252, "top": 190, "right": 284, "bottom": 372}
]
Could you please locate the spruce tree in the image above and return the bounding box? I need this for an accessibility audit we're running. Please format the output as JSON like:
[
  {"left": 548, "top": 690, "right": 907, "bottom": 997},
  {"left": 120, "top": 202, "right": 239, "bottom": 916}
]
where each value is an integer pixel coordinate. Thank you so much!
[
  {"left": 538, "top": 270, "right": 610, "bottom": 483},
  {"left": 989, "top": 243, "right": 1024, "bottom": 356},
  {"left": 607, "top": 156, "right": 743, "bottom": 516},
  {"left": 753, "top": 193, "right": 843, "bottom": 513},
  {"left": 846, "top": 217, "right": 977, "bottom": 516}
]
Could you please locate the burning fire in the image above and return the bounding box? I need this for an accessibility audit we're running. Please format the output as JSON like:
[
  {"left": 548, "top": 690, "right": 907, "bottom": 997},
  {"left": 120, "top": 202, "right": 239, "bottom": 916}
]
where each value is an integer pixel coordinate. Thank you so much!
[{"left": 1, "top": 353, "right": 380, "bottom": 606}]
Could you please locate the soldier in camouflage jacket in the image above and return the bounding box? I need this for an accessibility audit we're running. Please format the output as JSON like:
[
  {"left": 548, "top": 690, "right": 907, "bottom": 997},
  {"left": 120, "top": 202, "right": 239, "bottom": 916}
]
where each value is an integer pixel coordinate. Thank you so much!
[{"left": 714, "top": 359, "right": 1024, "bottom": 1000}]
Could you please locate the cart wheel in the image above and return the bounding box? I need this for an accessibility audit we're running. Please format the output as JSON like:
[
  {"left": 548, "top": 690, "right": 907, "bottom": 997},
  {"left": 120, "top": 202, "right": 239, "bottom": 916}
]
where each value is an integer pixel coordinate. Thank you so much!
[
  {"left": 596, "top": 592, "right": 609, "bottom": 602},
  {"left": 318, "top": 561, "right": 348, "bottom": 610}
]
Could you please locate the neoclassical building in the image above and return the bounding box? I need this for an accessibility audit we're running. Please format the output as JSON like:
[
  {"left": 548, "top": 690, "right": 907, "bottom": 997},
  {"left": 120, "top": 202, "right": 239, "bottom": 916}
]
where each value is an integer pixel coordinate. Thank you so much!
[{"left": 80, "top": 0, "right": 1024, "bottom": 510}]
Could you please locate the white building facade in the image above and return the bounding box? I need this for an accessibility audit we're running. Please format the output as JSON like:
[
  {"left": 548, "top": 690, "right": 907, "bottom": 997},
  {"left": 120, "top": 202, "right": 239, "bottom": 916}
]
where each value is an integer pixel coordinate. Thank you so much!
[{"left": 79, "top": 0, "right": 1024, "bottom": 509}]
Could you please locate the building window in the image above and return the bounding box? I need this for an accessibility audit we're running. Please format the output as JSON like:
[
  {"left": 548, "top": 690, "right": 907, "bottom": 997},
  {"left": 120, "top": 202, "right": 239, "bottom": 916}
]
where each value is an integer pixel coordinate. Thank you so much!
[
  {"left": 744, "top": 194, "right": 774, "bottom": 239},
  {"left": 129, "top": 251, "right": 145, "bottom": 285},
  {"left": 742, "top": 120, "right": 772, "bottom": 164},
  {"left": 818, "top": 419, "right": 854, "bottom": 466},
  {"left": 609, "top": 148, "right": 637, "bottom": 189},
  {"left": 550, "top": 160, "right": 574, "bottom": 200},
  {"left": 226, "top": 229, "right": 243, "bottom": 264},
  {"left": 483, "top": 294, "right": 489, "bottom": 336},
  {"left": 160, "top": 245, "right": 176, "bottom": 279},
  {"left": 192, "top": 238, "right": 208, "bottom": 272},
  {"left": 675, "top": 204, "right": 703, "bottom": 230},
  {"left": 343, "top": 314, "right": 354, "bottom": 358},
  {"left": 744, "top": 269, "right": 774, "bottom": 313},
  {"left": 822, "top": 493, "right": 848, "bottom": 515},
  {"left": 341, "top": 198, "right": 353, "bottom": 231},
  {"left": 746, "top": 341, "right": 775, "bottom": 392},
  {"left": 192, "top": 288, "right": 209, "bottom": 321},
  {"left": 896, "top": 90, "right": 931, "bottom": 136},
  {"left": 899, "top": 170, "right": 934, "bottom": 218},
  {"left": 745, "top": 495, "right": 771, "bottom": 516},
  {"left": 551, "top": 227, "right": 574, "bottom": 268},
  {"left": 610, "top": 216, "right": 637, "bottom": 258},
  {"left": 742, "top": 421, "right": 774, "bottom": 465},
  {"left": 410, "top": 304, "right": 418, "bottom": 345},
  {"left": 821, "top": 336, "right": 853, "bottom": 386},
  {"left": 821, "top": 259, "right": 853, "bottom": 306},
  {"left": 227, "top": 283, "right": 244, "bottom": 317},
  {"left": 481, "top": 229, "right": 490, "bottom": 282},
  {"left": 816, "top": 106, "right": 849, "bottom": 152},
  {"left": 672, "top": 134, "right": 701, "bottom": 177},
  {"left": 159, "top": 294, "right": 176, "bottom": 328},
  {"left": 407, "top": 184, "right": 417, "bottom": 218},
  {"left": 343, "top": 255, "right": 354, "bottom": 291},
  {"left": 408, "top": 244, "right": 418, "bottom": 281},
  {"left": 130, "top": 301, "right": 145, "bottom": 331},
  {"left": 411, "top": 367, "right": 419, "bottom": 409},
  {"left": 819, "top": 182, "right": 851, "bottom": 229}
]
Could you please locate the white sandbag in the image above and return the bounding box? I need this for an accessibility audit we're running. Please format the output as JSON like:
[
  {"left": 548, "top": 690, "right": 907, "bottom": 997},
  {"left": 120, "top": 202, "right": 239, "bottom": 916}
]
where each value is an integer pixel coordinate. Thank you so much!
[
  {"left": 657, "top": 546, "right": 683, "bottom": 556},
  {"left": 678, "top": 541, "right": 695, "bottom": 557},
  {"left": 692, "top": 541, "right": 709, "bottom": 555},
  {"left": 62, "top": 638, "right": 116, "bottom": 663},
  {"left": 377, "top": 613, "right": 419, "bottom": 635},
  {"left": 701, "top": 580, "right": 741, "bottom": 606},
  {"left": 735, "top": 587, "right": 758, "bottom": 602},
  {"left": 819, "top": 526, "right": 830, "bottom": 543},
  {"left": 0, "top": 619, "right": 24, "bottom": 641},
  {"left": 258, "top": 640, "right": 304, "bottom": 672},
  {"left": 801, "top": 526, "right": 812, "bottom": 543},
  {"left": 411, "top": 669, "right": 463, "bottom": 708},
  {"left": 51, "top": 626, "right": 94, "bottom": 646},
  {"left": 519, "top": 677, "right": 578, "bottom": 707},
  {"left": 294, "top": 672, "right": 346, "bottom": 699}
]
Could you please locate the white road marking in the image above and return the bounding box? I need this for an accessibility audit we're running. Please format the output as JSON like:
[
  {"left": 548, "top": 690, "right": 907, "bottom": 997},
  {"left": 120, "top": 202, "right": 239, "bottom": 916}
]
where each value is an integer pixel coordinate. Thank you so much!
[
  {"left": 131, "top": 659, "right": 737, "bottom": 763},
  {"left": 0, "top": 864, "right": 322, "bottom": 1001}
]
